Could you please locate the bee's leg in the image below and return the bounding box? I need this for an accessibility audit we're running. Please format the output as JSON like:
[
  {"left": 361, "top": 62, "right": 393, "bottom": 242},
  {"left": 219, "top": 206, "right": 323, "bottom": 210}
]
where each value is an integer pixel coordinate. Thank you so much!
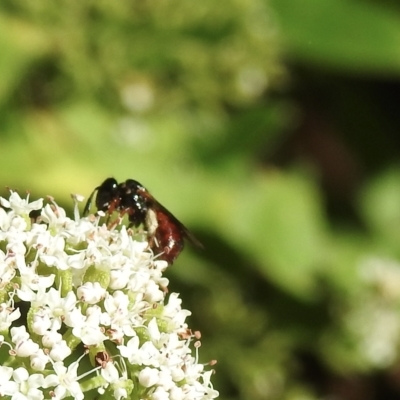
[{"left": 83, "top": 188, "right": 99, "bottom": 216}]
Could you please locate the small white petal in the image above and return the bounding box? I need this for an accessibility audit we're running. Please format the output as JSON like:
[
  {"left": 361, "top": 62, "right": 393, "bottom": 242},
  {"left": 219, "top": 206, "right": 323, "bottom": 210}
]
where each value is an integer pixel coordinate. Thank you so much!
[
  {"left": 101, "top": 362, "right": 119, "bottom": 383},
  {"left": 138, "top": 367, "right": 159, "bottom": 388},
  {"left": 12, "top": 367, "right": 29, "bottom": 382},
  {"left": 30, "top": 350, "right": 49, "bottom": 371},
  {"left": 49, "top": 340, "right": 72, "bottom": 361}
]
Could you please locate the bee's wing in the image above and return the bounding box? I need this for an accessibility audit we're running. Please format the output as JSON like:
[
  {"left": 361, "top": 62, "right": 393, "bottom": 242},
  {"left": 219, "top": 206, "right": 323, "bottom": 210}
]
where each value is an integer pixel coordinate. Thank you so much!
[{"left": 139, "top": 189, "right": 204, "bottom": 250}]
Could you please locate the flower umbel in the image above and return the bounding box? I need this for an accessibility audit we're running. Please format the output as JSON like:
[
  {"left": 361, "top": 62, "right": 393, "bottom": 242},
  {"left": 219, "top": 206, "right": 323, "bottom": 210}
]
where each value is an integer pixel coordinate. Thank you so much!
[{"left": 0, "top": 191, "right": 218, "bottom": 400}]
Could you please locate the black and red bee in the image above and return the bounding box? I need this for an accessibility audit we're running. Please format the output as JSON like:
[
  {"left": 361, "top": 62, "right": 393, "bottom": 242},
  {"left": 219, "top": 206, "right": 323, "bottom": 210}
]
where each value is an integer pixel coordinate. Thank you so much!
[{"left": 83, "top": 178, "right": 202, "bottom": 264}]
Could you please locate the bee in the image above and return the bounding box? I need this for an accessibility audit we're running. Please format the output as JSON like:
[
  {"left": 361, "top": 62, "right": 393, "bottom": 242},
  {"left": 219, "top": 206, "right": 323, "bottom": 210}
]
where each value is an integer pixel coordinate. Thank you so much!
[{"left": 84, "top": 178, "right": 202, "bottom": 264}]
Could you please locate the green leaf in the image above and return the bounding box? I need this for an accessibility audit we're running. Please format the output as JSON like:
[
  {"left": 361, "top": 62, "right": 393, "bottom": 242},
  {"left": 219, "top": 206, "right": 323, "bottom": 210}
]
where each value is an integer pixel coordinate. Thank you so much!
[
  {"left": 358, "top": 167, "right": 400, "bottom": 252},
  {"left": 224, "top": 171, "right": 327, "bottom": 299},
  {"left": 271, "top": 0, "right": 400, "bottom": 75},
  {"left": 0, "top": 15, "right": 49, "bottom": 104}
]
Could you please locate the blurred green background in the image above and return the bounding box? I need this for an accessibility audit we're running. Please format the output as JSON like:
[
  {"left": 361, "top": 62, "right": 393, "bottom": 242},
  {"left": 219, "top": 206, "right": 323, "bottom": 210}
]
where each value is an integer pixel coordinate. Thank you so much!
[{"left": 2, "top": 0, "right": 400, "bottom": 399}]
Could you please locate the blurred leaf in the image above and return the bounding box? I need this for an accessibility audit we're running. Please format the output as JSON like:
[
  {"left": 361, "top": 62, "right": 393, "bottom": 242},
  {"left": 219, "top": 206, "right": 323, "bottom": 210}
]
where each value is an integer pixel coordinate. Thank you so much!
[
  {"left": 0, "top": 14, "right": 49, "bottom": 105},
  {"left": 323, "top": 229, "right": 372, "bottom": 292},
  {"left": 271, "top": 0, "right": 400, "bottom": 75},
  {"left": 222, "top": 171, "right": 327, "bottom": 299},
  {"left": 195, "top": 102, "right": 293, "bottom": 169},
  {"left": 358, "top": 167, "right": 400, "bottom": 253}
]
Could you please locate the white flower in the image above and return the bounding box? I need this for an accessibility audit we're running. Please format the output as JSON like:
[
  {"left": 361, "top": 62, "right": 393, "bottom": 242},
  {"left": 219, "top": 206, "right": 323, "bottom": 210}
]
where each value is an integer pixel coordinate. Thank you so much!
[
  {"left": 18, "top": 254, "right": 55, "bottom": 294},
  {"left": 118, "top": 335, "right": 141, "bottom": 363},
  {"left": 0, "top": 192, "right": 43, "bottom": 217},
  {"left": 100, "top": 362, "right": 120, "bottom": 383},
  {"left": 11, "top": 326, "right": 40, "bottom": 357},
  {"left": 63, "top": 307, "right": 85, "bottom": 328},
  {"left": 0, "top": 207, "right": 11, "bottom": 231},
  {"left": 30, "top": 350, "right": 49, "bottom": 371},
  {"left": 152, "top": 386, "right": 170, "bottom": 400},
  {"left": 72, "top": 306, "right": 108, "bottom": 346},
  {"left": 163, "top": 293, "right": 192, "bottom": 329},
  {"left": 0, "top": 191, "right": 218, "bottom": 400},
  {"left": 157, "top": 367, "right": 174, "bottom": 391},
  {"left": 49, "top": 340, "right": 72, "bottom": 362},
  {"left": 40, "top": 203, "right": 68, "bottom": 231},
  {"left": 0, "top": 366, "right": 18, "bottom": 396},
  {"left": 44, "top": 361, "right": 83, "bottom": 400},
  {"left": 42, "top": 330, "right": 62, "bottom": 348},
  {"left": 143, "top": 279, "right": 164, "bottom": 302},
  {"left": 138, "top": 341, "right": 162, "bottom": 367},
  {"left": 0, "top": 303, "right": 21, "bottom": 332},
  {"left": 169, "top": 386, "right": 185, "bottom": 400},
  {"left": 139, "top": 367, "right": 160, "bottom": 388},
  {"left": 113, "top": 387, "right": 128, "bottom": 400},
  {"left": 10, "top": 367, "right": 44, "bottom": 400},
  {"left": 77, "top": 282, "right": 106, "bottom": 304},
  {"left": 31, "top": 308, "right": 52, "bottom": 335},
  {"left": 45, "top": 289, "right": 77, "bottom": 330},
  {"left": 101, "top": 291, "right": 131, "bottom": 333}
]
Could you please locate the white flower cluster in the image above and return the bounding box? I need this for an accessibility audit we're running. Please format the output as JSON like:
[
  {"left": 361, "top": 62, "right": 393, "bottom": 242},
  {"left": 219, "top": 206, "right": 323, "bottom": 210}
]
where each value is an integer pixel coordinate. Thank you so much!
[
  {"left": 0, "top": 192, "right": 218, "bottom": 400},
  {"left": 344, "top": 257, "right": 400, "bottom": 368}
]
